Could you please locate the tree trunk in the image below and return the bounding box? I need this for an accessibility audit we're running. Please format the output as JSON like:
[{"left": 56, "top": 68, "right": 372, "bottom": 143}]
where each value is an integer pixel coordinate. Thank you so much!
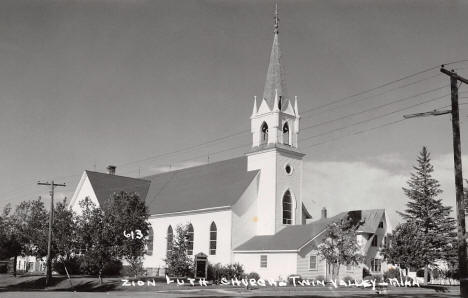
[
  {"left": 335, "top": 263, "right": 340, "bottom": 281},
  {"left": 424, "top": 265, "right": 429, "bottom": 285},
  {"left": 13, "top": 255, "right": 17, "bottom": 277},
  {"left": 63, "top": 263, "right": 73, "bottom": 288},
  {"left": 98, "top": 268, "right": 103, "bottom": 285}
]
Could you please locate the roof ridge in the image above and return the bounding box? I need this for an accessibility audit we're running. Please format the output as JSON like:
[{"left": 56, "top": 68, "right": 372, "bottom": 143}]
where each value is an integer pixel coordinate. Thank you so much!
[
  {"left": 85, "top": 170, "right": 150, "bottom": 182},
  {"left": 142, "top": 155, "right": 246, "bottom": 179}
]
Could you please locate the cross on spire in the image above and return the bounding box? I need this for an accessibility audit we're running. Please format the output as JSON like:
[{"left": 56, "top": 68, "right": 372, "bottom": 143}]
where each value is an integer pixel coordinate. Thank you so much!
[
  {"left": 274, "top": 2, "right": 279, "bottom": 34},
  {"left": 263, "top": 1, "right": 287, "bottom": 110}
]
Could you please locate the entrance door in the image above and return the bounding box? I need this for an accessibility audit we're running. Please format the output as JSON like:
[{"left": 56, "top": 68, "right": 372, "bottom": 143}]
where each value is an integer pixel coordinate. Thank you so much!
[{"left": 196, "top": 260, "right": 206, "bottom": 278}]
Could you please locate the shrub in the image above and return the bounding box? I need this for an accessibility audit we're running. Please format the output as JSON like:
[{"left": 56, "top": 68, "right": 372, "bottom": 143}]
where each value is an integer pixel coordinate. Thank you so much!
[
  {"left": 102, "top": 259, "right": 123, "bottom": 276},
  {"left": 362, "top": 267, "right": 371, "bottom": 278},
  {"left": 247, "top": 272, "right": 260, "bottom": 280},
  {"left": 79, "top": 256, "right": 98, "bottom": 275},
  {"left": 79, "top": 257, "right": 122, "bottom": 276},
  {"left": 207, "top": 263, "right": 221, "bottom": 282},
  {"left": 383, "top": 268, "right": 400, "bottom": 280},
  {"left": 315, "top": 275, "right": 325, "bottom": 281},
  {"left": 342, "top": 276, "right": 354, "bottom": 283},
  {"left": 126, "top": 259, "right": 144, "bottom": 277},
  {"left": 53, "top": 255, "right": 83, "bottom": 275},
  {"left": 207, "top": 263, "right": 244, "bottom": 282},
  {"left": 416, "top": 269, "right": 424, "bottom": 278},
  {"left": 432, "top": 269, "right": 440, "bottom": 279},
  {"left": 0, "top": 263, "right": 8, "bottom": 273},
  {"left": 447, "top": 269, "right": 459, "bottom": 280}
]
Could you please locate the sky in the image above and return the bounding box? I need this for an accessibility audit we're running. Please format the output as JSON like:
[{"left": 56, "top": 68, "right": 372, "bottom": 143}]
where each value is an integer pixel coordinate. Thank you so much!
[{"left": 1, "top": 0, "right": 468, "bottom": 225}]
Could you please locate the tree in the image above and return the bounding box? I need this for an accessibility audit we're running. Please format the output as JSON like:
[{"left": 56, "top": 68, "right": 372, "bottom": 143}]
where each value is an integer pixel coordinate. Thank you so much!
[
  {"left": 76, "top": 192, "right": 150, "bottom": 282},
  {"left": 11, "top": 198, "right": 49, "bottom": 259},
  {"left": 398, "top": 146, "right": 457, "bottom": 284},
  {"left": 0, "top": 198, "right": 49, "bottom": 276},
  {"left": 165, "top": 224, "right": 194, "bottom": 277},
  {"left": 51, "top": 198, "right": 79, "bottom": 277},
  {"left": 103, "top": 192, "right": 149, "bottom": 277},
  {"left": 317, "top": 217, "right": 363, "bottom": 281},
  {"left": 76, "top": 198, "right": 113, "bottom": 283},
  {"left": 0, "top": 204, "right": 22, "bottom": 276},
  {"left": 383, "top": 222, "right": 426, "bottom": 271}
]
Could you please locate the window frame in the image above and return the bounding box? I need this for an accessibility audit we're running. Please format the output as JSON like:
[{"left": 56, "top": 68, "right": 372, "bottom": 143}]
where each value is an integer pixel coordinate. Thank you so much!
[
  {"left": 146, "top": 227, "right": 154, "bottom": 256},
  {"left": 187, "top": 224, "right": 194, "bottom": 256},
  {"left": 371, "top": 258, "right": 382, "bottom": 272},
  {"left": 166, "top": 225, "right": 173, "bottom": 258},
  {"left": 260, "top": 255, "right": 268, "bottom": 268},
  {"left": 260, "top": 122, "right": 269, "bottom": 145},
  {"left": 309, "top": 255, "right": 318, "bottom": 271},
  {"left": 209, "top": 222, "right": 217, "bottom": 255},
  {"left": 371, "top": 235, "right": 378, "bottom": 247},
  {"left": 282, "top": 190, "right": 293, "bottom": 225},
  {"left": 282, "top": 122, "right": 290, "bottom": 145}
]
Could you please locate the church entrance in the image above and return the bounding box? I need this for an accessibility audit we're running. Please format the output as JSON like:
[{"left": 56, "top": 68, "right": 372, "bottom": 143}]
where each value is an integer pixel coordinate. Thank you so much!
[{"left": 194, "top": 253, "right": 208, "bottom": 279}]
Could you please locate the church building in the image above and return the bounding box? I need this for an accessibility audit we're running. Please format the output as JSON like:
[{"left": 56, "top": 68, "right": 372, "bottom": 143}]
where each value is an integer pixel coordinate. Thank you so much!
[{"left": 69, "top": 7, "right": 391, "bottom": 281}]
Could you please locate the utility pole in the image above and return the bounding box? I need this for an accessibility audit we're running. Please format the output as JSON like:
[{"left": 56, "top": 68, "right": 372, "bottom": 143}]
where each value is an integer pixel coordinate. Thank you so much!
[
  {"left": 37, "top": 180, "right": 66, "bottom": 287},
  {"left": 403, "top": 66, "right": 468, "bottom": 297}
]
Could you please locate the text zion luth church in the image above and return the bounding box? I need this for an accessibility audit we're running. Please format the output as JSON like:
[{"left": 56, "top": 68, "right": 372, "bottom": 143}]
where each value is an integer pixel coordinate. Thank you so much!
[{"left": 69, "top": 7, "right": 392, "bottom": 281}]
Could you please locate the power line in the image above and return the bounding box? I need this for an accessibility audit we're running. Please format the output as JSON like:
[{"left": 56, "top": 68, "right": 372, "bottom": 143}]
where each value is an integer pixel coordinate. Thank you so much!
[
  {"left": 301, "top": 59, "right": 468, "bottom": 115},
  {"left": 301, "top": 101, "right": 468, "bottom": 151},
  {"left": 117, "top": 129, "right": 249, "bottom": 168},
  {"left": 300, "top": 91, "right": 456, "bottom": 143},
  {"left": 3, "top": 61, "right": 468, "bottom": 202},
  {"left": 109, "top": 61, "right": 468, "bottom": 170},
  {"left": 302, "top": 118, "right": 407, "bottom": 150},
  {"left": 301, "top": 85, "right": 448, "bottom": 132}
]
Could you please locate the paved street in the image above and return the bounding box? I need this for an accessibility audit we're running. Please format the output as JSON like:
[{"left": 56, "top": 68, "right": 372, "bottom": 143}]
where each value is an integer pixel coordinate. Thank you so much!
[{"left": 0, "top": 286, "right": 460, "bottom": 298}]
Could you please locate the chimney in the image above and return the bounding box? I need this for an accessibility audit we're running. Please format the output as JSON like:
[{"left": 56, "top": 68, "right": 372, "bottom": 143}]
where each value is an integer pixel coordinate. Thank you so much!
[
  {"left": 321, "top": 207, "right": 327, "bottom": 219},
  {"left": 106, "top": 165, "right": 116, "bottom": 175}
]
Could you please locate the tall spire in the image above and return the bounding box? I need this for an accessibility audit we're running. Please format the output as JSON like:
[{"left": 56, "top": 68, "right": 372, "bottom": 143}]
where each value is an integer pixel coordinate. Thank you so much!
[
  {"left": 263, "top": 2, "right": 288, "bottom": 110},
  {"left": 274, "top": 1, "right": 279, "bottom": 34}
]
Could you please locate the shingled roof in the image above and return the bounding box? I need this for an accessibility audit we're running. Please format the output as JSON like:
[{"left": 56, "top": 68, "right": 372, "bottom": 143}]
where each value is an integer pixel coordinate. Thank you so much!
[
  {"left": 234, "top": 212, "right": 347, "bottom": 252},
  {"left": 85, "top": 170, "right": 151, "bottom": 206},
  {"left": 143, "top": 156, "right": 259, "bottom": 215},
  {"left": 83, "top": 156, "right": 259, "bottom": 215},
  {"left": 234, "top": 209, "right": 386, "bottom": 252},
  {"left": 357, "top": 209, "right": 385, "bottom": 234}
]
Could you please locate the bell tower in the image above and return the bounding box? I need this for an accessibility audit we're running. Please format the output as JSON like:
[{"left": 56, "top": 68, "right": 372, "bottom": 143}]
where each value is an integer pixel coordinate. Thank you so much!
[
  {"left": 250, "top": 3, "right": 300, "bottom": 150},
  {"left": 247, "top": 3, "right": 307, "bottom": 236}
]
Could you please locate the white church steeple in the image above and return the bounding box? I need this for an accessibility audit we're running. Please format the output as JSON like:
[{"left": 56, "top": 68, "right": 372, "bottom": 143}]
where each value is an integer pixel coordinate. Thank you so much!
[
  {"left": 250, "top": 3, "right": 300, "bottom": 150},
  {"left": 247, "top": 3, "right": 307, "bottom": 236}
]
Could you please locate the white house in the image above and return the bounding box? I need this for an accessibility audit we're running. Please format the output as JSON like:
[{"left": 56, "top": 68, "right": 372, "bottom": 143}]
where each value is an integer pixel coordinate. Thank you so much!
[{"left": 69, "top": 8, "right": 391, "bottom": 280}]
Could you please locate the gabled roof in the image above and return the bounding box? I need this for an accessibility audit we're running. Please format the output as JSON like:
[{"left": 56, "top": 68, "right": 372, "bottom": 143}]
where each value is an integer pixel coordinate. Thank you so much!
[
  {"left": 357, "top": 209, "right": 385, "bottom": 234},
  {"left": 234, "top": 209, "right": 386, "bottom": 252},
  {"left": 234, "top": 212, "right": 347, "bottom": 252},
  {"left": 82, "top": 157, "right": 259, "bottom": 216},
  {"left": 85, "top": 171, "right": 151, "bottom": 206},
  {"left": 143, "top": 156, "right": 259, "bottom": 215}
]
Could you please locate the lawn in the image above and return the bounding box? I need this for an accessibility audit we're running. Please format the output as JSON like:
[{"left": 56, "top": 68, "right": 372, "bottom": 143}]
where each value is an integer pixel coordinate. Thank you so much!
[{"left": 0, "top": 274, "right": 461, "bottom": 298}]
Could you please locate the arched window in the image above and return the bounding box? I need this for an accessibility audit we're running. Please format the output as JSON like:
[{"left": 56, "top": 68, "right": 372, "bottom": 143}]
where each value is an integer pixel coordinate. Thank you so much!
[
  {"left": 187, "top": 224, "right": 194, "bottom": 255},
  {"left": 146, "top": 227, "right": 154, "bottom": 256},
  {"left": 261, "top": 122, "right": 269, "bottom": 145},
  {"left": 166, "top": 225, "right": 173, "bottom": 258},
  {"left": 209, "top": 222, "right": 217, "bottom": 255},
  {"left": 283, "top": 122, "right": 290, "bottom": 145},
  {"left": 282, "top": 190, "right": 293, "bottom": 224}
]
